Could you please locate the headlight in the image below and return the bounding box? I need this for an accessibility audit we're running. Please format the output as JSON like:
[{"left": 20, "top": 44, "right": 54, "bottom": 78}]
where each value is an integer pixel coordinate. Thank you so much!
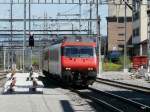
[
  {"left": 66, "top": 68, "right": 71, "bottom": 70},
  {"left": 88, "top": 68, "right": 93, "bottom": 70}
]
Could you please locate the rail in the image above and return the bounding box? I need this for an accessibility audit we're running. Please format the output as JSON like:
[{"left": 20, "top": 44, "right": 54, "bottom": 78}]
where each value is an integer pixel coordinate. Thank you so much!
[
  {"left": 71, "top": 89, "right": 123, "bottom": 112},
  {"left": 96, "top": 78, "right": 150, "bottom": 93},
  {"left": 89, "top": 87, "right": 150, "bottom": 112},
  {"left": 71, "top": 87, "right": 150, "bottom": 112}
]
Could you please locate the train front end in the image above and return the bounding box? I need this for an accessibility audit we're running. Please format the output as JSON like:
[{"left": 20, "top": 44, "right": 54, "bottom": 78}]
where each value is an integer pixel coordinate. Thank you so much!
[{"left": 61, "top": 42, "right": 97, "bottom": 86}]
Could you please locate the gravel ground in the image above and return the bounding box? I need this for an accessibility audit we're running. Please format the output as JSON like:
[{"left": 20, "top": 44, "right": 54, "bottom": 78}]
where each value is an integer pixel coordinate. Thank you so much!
[{"left": 99, "top": 72, "right": 150, "bottom": 88}]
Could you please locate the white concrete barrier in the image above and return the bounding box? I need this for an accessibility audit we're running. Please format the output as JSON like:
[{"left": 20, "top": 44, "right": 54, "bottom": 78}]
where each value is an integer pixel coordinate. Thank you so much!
[{"left": 3, "top": 72, "right": 44, "bottom": 94}]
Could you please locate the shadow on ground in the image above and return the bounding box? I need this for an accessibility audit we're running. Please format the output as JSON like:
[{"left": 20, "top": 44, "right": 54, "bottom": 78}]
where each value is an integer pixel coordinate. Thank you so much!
[{"left": 38, "top": 75, "right": 62, "bottom": 89}]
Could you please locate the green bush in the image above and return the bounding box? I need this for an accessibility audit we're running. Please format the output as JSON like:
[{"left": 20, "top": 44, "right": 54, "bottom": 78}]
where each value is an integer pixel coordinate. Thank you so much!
[
  {"left": 102, "top": 56, "right": 131, "bottom": 71},
  {"left": 103, "top": 62, "right": 123, "bottom": 71},
  {"left": 118, "top": 56, "right": 131, "bottom": 68},
  {"left": 32, "top": 57, "right": 38, "bottom": 66}
]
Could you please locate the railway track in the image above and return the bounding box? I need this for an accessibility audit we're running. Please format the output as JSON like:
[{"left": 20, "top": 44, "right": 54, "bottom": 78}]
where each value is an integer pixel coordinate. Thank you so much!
[
  {"left": 96, "top": 78, "right": 150, "bottom": 93},
  {"left": 71, "top": 87, "right": 150, "bottom": 112},
  {"left": 96, "top": 78, "right": 150, "bottom": 106},
  {"left": 38, "top": 74, "right": 150, "bottom": 111},
  {"left": 71, "top": 89, "right": 124, "bottom": 112},
  {"left": 38, "top": 74, "right": 150, "bottom": 112}
]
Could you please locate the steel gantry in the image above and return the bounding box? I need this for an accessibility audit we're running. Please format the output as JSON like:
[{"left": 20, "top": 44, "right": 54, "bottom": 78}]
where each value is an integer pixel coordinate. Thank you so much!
[
  {"left": 0, "top": 0, "right": 102, "bottom": 71},
  {"left": 0, "top": 0, "right": 134, "bottom": 72},
  {"left": 0, "top": 0, "right": 121, "bottom": 4}
]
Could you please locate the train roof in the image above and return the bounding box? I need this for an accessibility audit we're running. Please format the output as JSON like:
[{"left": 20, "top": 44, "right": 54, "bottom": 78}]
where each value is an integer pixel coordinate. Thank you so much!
[
  {"left": 63, "top": 36, "right": 96, "bottom": 42},
  {"left": 61, "top": 36, "right": 96, "bottom": 47},
  {"left": 61, "top": 42, "right": 96, "bottom": 47},
  {"left": 44, "top": 36, "right": 96, "bottom": 48}
]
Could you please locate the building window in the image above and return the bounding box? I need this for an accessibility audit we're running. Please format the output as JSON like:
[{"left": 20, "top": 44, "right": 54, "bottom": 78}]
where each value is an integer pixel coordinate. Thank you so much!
[
  {"left": 136, "top": 28, "right": 139, "bottom": 36},
  {"left": 118, "top": 33, "right": 124, "bottom": 36},
  {"left": 118, "top": 17, "right": 124, "bottom": 23},
  {"left": 107, "top": 17, "right": 117, "bottom": 22},
  {"left": 133, "top": 28, "right": 139, "bottom": 36},
  {"left": 127, "top": 17, "right": 132, "bottom": 22},
  {"left": 133, "top": 12, "right": 139, "bottom": 21},
  {"left": 118, "top": 26, "right": 124, "bottom": 29}
]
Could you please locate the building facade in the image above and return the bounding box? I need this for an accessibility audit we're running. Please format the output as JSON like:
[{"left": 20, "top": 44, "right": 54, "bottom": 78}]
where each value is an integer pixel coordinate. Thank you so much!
[
  {"left": 107, "top": 0, "right": 133, "bottom": 56},
  {"left": 132, "top": 0, "right": 148, "bottom": 56}
]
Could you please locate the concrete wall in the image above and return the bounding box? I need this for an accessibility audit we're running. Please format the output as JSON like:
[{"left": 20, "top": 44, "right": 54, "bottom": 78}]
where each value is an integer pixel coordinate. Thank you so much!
[
  {"left": 132, "top": 0, "right": 148, "bottom": 55},
  {"left": 108, "top": 0, "right": 132, "bottom": 17},
  {"left": 107, "top": 0, "right": 133, "bottom": 54},
  {"left": 140, "top": 5, "right": 148, "bottom": 42}
]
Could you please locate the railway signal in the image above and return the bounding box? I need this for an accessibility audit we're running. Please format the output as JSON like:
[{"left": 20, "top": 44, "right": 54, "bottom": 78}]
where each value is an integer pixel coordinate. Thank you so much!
[
  {"left": 29, "top": 34, "right": 34, "bottom": 47},
  {"left": 29, "top": 33, "right": 34, "bottom": 70}
]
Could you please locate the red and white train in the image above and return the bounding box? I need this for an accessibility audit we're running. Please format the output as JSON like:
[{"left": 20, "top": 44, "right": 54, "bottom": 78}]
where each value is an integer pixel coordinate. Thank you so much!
[{"left": 42, "top": 37, "right": 98, "bottom": 86}]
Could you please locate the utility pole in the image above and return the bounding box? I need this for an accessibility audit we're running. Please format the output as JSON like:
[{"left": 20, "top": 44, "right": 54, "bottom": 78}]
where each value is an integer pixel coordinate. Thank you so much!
[
  {"left": 20, "top": 51, "right": 22, "bottom": 70},
  {"left": 29, "top": 0, "right": 31, "bottom": 34},
  {"left": 90, "top": 1, "right": 92, "bottom": 34},
  {"left": 10, "top": 0, "right": 13, "bottom": 69},
  {"left": 30, "top": 47, "right": 33, "bottom": 67},
  {"left": 44, "top": 12, "right": 48, "bottom": 34},
  {"left": 123, "top": 0, "right": 133, "bottom": 72},
  {"left": 96, "top": 0, "right": 101, "bottom": 77},
  {"left": 23, "top": 0, "right": 26, "bottom": 72},
  {"left": 79, "top": 0, "right": 81, "bottom": 33},
  {"left": 3, "top": 45, "right": 6, "bottom": 71},
  {"left": 121, "top": 0, "right": 133, "bottom": 72},
  {"left": 29, "top": 0, "right": 32, "bottom": 68},
  {"left": 123, "top": 0, "right": 128, "bottom": 72},
  {"left": 71, "top": 23, "right": 74, "bottom": 34},
  {"left": 7, "top": 51, "right": 10, "bottom": 70},
  {"left": 39, "top": 36, "right": 41, "bottom": 71},
  {"left": 147, "top": 5, "right": 150, "bottom": 72}
]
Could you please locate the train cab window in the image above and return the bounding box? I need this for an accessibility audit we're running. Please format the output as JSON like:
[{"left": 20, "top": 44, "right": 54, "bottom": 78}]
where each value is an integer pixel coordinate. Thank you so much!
[
  {"left": 64, "top": 46, "right": 94, "bottom": 57},
  {"left": 64, "top": 47, "right": 78, "bottom": 57},
  {"left": 80, "top": 47, "right": 93, "bottom": 57}
]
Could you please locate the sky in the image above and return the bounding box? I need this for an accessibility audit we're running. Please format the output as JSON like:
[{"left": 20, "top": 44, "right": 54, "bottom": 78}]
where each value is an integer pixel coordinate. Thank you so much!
[{"left": 0, "top": 3, "right": 108, "bottom": 36}]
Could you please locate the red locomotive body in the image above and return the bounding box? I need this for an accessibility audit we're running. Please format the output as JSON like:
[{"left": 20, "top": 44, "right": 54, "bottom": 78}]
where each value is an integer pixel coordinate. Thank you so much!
[
  {"left": 42, "top": 37, "right": 97, "bottom": 86},
  {"left": 61, "top": 42, "right": 97, "bottom": 71}
]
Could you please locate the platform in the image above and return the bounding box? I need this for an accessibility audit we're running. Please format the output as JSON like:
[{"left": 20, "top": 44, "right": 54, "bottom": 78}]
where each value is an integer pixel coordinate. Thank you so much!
[
  {"left": 0, "top": 82, "right": 94, "bottom": 112},
  {"left": 6, "top": 72, "right": 39, "bottom": 79}
]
